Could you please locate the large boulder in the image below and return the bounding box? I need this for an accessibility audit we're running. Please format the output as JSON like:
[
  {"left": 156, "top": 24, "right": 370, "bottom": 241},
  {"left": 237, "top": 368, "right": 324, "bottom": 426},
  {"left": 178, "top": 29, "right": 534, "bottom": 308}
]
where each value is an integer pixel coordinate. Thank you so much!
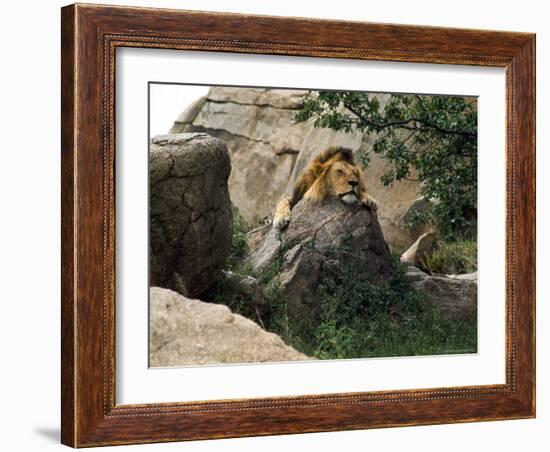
[
  {"left": 406, "top": 267, "right": 477, "bottom": 320},
  {"left": 400, "top": 231, "right": 437, "bottom": 272},
  {"left": 149, "top": 287, "right": 310, "bottom": 366},
  {"left": 149, "top": 133, "right": 232, "bottom": 297},
  {"left": 170, "top": 87, "right": 426, "bottom": 250},
  {"left": 247, "top": 199, "right": 391, "bottom": 316}
]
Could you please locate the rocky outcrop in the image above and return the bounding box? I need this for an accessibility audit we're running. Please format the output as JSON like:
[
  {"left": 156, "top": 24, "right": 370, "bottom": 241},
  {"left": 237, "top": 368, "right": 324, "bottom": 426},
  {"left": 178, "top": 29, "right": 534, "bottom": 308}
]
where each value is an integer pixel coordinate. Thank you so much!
[
  {"left": 447, "top": 272, "right": 478, "bottom": 282},
  {"left": 400, "top": 231, "right": 437, "bottom": 271},
  {"left": 406, "top": 267, "right": 477, "bottom": 320},
  {"left": 247, "top": 198, "right": 391, "bottom": 316},
  {"left": 149, "top": 287, "right": 310, "bottom": 366},
  {"left": 170, "top": 87, "right": 425, "bottom": 250},
  {"left": 149, "top": 133, "right": 232, "bottom": 297}
]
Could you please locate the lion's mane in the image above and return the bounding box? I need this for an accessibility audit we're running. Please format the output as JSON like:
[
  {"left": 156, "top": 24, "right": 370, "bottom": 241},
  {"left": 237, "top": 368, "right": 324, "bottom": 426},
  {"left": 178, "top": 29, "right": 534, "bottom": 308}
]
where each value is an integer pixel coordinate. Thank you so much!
[{"left": 291, "top": 146, "right": 359, "bottom": 204}]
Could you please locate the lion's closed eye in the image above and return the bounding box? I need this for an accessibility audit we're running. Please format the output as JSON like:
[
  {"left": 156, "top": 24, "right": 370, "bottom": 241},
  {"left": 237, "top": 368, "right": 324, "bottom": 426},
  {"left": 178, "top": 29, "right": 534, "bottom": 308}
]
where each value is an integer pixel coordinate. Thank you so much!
[{"left": 274, "top": 146, "right": 369, "bottom": 219}]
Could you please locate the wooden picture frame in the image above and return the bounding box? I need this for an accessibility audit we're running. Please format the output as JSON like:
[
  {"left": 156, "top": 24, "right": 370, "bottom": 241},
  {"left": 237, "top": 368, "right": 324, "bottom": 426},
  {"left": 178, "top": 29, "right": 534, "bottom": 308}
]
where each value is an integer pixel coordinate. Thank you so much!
[{"left": 61, "top": 3, "right": 535, "bottom": 447}]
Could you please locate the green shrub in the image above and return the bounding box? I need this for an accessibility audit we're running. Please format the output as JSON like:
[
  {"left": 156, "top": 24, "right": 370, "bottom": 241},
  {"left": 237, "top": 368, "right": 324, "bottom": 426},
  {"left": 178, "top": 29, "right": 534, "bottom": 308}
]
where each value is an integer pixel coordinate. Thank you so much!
[
  {"left": 202, "top": 207, "right": 255, "bottom": 319},
  {"left": 310, "top": 253, "right": 425, "bottom": 359},
  {"left": 206, "top": 215, "right": 477, "bottom": 360},
  {"left": 226, "top": 207, "right": 249, "bottom": 270},
  {"left": 422, "top": 239, "right": 477, "bottom": 275},
  {"left": 266, "top": 246, "right": 476, "bottom": 359}
]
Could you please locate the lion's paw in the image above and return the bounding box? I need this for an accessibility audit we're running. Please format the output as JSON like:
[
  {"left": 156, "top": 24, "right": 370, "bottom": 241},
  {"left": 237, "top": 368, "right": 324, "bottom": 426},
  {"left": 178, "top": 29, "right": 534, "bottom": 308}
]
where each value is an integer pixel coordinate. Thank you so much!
[
  {"left": 362, "top": 196, "right": 379, "bottom": 211},
  {"left": 273, "top": 214, "right": 290, "bottom": 230}
]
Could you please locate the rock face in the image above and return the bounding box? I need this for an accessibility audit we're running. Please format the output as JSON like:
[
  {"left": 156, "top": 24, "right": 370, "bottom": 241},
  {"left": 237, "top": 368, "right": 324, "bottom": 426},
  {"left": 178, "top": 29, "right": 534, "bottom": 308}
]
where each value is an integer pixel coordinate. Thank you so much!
[
  {"left": 170, "top": 87, "right": 425, "bottom": 250},
  {"left": 247, "top": 199, "right": 391, "bottom": 314},
  {"left": 149, "top": 287, "right": 310, "bottom": 366},
  {"left": 400, "top": 231, "right": 437, "bottom": 271},
  {"left": 149, "top": 133, "right": 232, "bottom": 297},
  {"left": 406, "top": 267, "right": 477, "bottom": 320}
]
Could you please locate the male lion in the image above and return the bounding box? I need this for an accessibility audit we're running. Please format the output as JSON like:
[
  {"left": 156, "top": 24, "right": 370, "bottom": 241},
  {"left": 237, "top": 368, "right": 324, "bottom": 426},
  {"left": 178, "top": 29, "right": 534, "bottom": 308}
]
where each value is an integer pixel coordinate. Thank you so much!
[{"left": 273, "top": 146, "right": 378, "bottom": 230}]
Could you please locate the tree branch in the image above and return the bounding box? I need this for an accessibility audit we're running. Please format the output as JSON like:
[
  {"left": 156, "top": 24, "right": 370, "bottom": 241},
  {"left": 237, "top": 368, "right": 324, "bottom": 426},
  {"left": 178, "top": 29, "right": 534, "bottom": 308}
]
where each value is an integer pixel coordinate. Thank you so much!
[{"left": 343, "top": 102, "right": 476, "bottom": 137}]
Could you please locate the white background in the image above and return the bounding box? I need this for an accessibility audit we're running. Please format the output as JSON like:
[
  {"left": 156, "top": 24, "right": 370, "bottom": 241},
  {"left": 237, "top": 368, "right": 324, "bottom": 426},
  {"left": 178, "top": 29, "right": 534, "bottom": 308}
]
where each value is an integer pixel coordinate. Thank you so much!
[
  {"left": 150, "top": 84, "right": 208, "bottom": 137},
  {"left": 120, "top": 52, "right": 506, "bottom": 404},
  {"left": 0, "top": 0, "right": 546, "bottom": 451}
]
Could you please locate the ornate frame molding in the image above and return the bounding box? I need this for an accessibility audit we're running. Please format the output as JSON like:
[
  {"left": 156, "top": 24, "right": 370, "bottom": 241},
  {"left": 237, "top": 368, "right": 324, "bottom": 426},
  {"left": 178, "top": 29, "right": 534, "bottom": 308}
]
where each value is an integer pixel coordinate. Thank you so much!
[{"left": 61, "top": 4, "right": 535, "bottom": 447}]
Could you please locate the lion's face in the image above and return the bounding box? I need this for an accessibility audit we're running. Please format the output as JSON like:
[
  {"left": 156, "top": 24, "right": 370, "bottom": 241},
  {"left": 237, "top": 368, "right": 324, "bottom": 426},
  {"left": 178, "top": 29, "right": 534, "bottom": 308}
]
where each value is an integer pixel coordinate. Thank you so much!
[
  {"left": 299, "top": 148, "right": 366, "bottom": 205},
  {"left": 325, "top": 160, "right": 362, "bottom": 205}
]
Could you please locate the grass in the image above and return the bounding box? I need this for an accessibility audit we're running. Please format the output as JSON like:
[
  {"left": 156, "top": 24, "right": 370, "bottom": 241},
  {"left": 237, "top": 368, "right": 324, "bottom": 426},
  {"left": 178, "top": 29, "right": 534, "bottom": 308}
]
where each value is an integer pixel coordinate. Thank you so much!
[
  {"left": 204, "top": 212, "right": 477, "bottom": 360},
  {"left": 202, "top": 207, "right": 256, "bottom": 318},
  {"left": 313, "top": 305, "right": 477, "bottom": 360},
  {"left": 224, "top": 207, "right": 249, "bottom": 271},
  {"left": 289, "top": 251, "right": 476, "bottom": 359}
]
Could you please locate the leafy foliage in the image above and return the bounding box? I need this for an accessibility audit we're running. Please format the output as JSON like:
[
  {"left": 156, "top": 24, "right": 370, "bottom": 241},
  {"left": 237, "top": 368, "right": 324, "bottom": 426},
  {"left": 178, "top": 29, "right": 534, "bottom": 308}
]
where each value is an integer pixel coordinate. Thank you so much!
[
  {"left": 206, "top": 219, "right": 477, "bottom": 360},
  {"left": 421, "top": 239, "right": 478, "bottom": 275},
  {"left": 295, "top": 91, "right": 478, "bottom": 238},
  {"left": 310, "top": 250, "right": 476, "bottom": 359},
  {"left": 225, "top": 207, "right": 249, "bottom": 270},
  {"left": 202, "top": 208, "right": 254, "bottom": 317}
]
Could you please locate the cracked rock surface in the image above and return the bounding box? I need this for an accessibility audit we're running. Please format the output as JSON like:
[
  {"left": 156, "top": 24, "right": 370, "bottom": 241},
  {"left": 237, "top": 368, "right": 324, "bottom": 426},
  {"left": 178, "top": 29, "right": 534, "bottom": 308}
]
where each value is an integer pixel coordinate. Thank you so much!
[
  {"left": 149, "top": 287, "right": 310, "bottom": 366},
  {"left": 406, "top": 267, "right": 477, "bottom": 320},
  {"left": 171, "top": 87, "right": 428, "bottom": 249},
  {"left": 246, "top": 199, "right": 391, "bottom": 317},
  {"left": 149, "top": 133, "right": 232, "bottom": 297}
]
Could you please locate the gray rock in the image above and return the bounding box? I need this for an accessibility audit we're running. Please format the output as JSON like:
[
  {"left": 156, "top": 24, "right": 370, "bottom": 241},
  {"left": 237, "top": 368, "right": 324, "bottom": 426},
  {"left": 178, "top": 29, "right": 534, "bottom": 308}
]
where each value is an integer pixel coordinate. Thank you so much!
[
  {"left": 448, "top": 272, "right": 478, "bottom": 283},
  {"left": 149, "top": 133, "right": 232, "bottom": 297},
  {"left": 206, "top": 87, "right": 306, "bottom": 109},
  {"left": 172, "top": 96, "right": 207, "bottom": 127},
  {"left": 406, "top": 267, "right": 477, "bottom": 320},
  {"left": 149, "top": 287, "right": 310, "bottom": 366},
  {"left": 399, "top": 198, "right": 433, "bottom": 239},
  {"left": 276, "top": 244, "right": 325, "bottom": 305},
  {"left": 246, "top": 227, "right": 282, "bottom": 272},
  {"left": 247, "top": 198, "right": 391, "bottom": 316},
  {"left": 400, "top": 231, "right": 437, "bottom": 271},
  {"left": 221, "top": 270, "right": 267, "bottom": 304},
  {"left": 171, "top": 87, "right": 426, "bottom": 249}
]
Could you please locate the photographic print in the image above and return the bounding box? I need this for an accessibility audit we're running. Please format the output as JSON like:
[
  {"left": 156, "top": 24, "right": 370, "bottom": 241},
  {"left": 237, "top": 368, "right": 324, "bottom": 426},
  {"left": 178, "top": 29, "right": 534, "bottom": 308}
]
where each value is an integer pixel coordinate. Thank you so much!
[
  {"left": 148, "top": 84, "right": 479, "bottom": 367},
  {"left": 61, "top": 5, "right": 535, "bottom": 445}
]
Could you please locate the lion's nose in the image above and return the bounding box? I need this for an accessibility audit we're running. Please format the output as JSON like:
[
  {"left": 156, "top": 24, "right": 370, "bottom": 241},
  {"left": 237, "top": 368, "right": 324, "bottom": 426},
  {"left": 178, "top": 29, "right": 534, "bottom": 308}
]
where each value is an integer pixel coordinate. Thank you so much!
[{"left": 348, "top": 180, "right": 359, "bottom": 187}]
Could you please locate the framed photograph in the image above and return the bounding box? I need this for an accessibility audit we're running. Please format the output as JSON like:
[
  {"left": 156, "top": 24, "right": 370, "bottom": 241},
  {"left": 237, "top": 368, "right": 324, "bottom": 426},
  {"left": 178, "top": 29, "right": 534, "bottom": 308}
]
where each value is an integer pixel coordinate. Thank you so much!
[{"left": 61, "top": 3, "right": 536, "bottom": 447}]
